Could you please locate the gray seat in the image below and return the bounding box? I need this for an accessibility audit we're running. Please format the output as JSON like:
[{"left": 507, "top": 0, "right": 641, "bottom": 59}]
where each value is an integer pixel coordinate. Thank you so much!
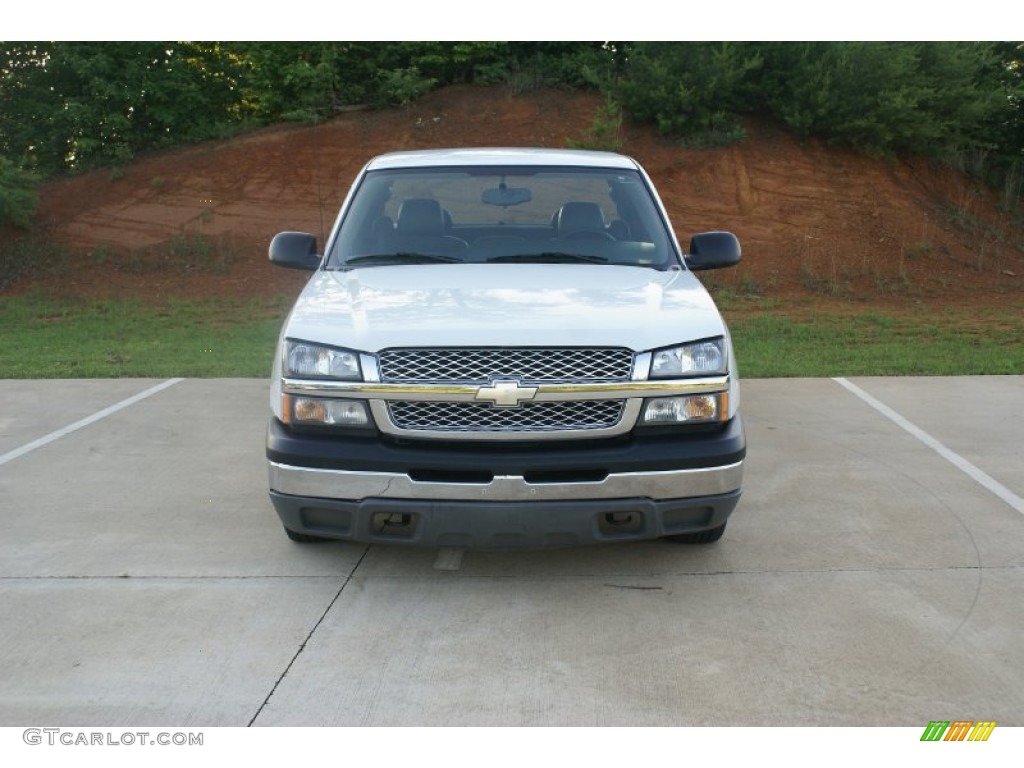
[
  {"left": 556, "top": 202, "right": 612, "bottom": 240},
  {"left": 389, "top": 199, "right": 467, "bottom": 255},
  {"left": 397, "top": 198, "right": 445, "bottom": 236}
]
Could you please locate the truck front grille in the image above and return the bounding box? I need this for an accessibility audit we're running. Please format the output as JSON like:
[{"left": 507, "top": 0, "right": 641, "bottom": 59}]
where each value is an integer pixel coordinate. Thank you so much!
[
  {"left": 378, "top": 347, "right": 633, "bottom": 383},
  {"left": 378, "top": 347, "right": 634, "bottom": 436},
  {"left": 387, "top": 400, "right": 625, "bottom": 433}
]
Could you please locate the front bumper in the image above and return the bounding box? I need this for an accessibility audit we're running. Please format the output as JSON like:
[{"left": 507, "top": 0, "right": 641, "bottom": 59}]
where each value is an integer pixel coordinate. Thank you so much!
[{"left": 266, "top": 415, "right": 745, "bottom": 548}]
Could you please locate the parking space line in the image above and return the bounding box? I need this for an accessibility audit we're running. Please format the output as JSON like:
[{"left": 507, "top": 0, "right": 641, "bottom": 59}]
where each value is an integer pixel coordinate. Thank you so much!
[
  {"left": 433, "top": 548, "right": 464, "bottom": 571},
  {"left": 834, "top": 377, "right": 1024, "bottom": 515},
  {"left": 0, "top": 378, "right": 185, "bottom": 467}
]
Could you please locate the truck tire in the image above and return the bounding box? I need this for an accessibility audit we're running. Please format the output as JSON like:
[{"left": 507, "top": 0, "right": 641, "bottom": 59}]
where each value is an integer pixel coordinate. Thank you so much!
[{"left": 665, "top": 522, "right": 726, "bottom": 544}]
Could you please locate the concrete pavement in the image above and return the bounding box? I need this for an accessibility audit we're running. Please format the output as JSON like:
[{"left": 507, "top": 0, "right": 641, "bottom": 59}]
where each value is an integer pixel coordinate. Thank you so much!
[{"left": 0, "top": 376, "right": 1021, "bottom": 725}]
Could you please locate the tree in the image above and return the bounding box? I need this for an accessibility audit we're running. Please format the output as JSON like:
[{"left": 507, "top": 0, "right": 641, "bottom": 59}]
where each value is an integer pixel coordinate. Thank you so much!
[
  {"left": 0, "top": 155, "right": 37, "bottom": 227},
  {"left": 0, "top": 42, "right": 243, "bottom": 173},
  {"left": 607, "top": 42, "right": 763, "bottom": 142},
  {"left": 759, "top": 42, "right": 1010, "bottom": 155}
]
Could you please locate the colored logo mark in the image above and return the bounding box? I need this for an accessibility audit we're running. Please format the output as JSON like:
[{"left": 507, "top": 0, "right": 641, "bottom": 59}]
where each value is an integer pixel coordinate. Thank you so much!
[{"left": 920, "top": 720, "right": 996, "bottom": 741}]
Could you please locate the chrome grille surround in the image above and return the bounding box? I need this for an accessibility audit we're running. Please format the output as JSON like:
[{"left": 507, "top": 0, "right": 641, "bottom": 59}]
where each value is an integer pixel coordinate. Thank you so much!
[
  {"left": 282, "top": 365, "right": 728, "bottom": 442},
  {"left": 378, "top": 347, "right": 634, "bottom": 383}
]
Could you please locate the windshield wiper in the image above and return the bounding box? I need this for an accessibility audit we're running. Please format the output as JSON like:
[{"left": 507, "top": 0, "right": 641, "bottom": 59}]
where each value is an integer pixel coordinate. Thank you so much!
[
  {"left": 343, "top": 253, "right": 463, "bottom": 267},
  {"left": 485, "top": 252, "right": 609, "bottom": 264}
]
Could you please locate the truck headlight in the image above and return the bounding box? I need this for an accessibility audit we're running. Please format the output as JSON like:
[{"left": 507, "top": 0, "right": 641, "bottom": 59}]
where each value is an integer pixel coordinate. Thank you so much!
[
  {"left": 288, "top": 397, "right": 370, "bottom": 427},
  {"left": 650, "top": 338, "right": 725, "bottom": 378},
  {"left": 285, "top": 341, "right": 361, "bottom": 379},
  {"left": 642, "top": 393, "right": 726, "bottom": 425}
]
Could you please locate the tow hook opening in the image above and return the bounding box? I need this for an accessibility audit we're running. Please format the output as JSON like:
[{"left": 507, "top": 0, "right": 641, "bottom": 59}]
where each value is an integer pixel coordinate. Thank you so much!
[
  {"left": 598, "top": 510, "right": 643, "bottom": 535},
  {"left": 372, "top": 512, "right": 417, "bottom": 537}
]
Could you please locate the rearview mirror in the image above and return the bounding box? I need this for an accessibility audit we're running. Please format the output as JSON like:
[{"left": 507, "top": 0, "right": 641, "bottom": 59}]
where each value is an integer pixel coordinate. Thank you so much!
[{"left": 482, "top": 185, "right": 532, "bottom": 206}]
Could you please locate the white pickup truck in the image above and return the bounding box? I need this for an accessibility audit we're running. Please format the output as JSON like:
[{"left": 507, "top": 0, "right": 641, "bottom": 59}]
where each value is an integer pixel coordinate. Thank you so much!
[{"left": 266, "top": 148, "right": 745, "bottom": 548}]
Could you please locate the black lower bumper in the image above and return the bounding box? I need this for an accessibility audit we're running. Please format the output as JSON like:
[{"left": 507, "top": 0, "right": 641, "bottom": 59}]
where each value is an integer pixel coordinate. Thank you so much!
[{"left": 269, "top": 489, "right": 742, "bottom": 549}]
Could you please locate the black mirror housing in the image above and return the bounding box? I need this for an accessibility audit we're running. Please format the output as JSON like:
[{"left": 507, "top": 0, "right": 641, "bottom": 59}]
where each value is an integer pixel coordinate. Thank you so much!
[
  {"left": 269, "top": 232, "right": 321, "bottom": 270},
  {"left": 685, "top": 231, "right": 742, "bottom": 271}
]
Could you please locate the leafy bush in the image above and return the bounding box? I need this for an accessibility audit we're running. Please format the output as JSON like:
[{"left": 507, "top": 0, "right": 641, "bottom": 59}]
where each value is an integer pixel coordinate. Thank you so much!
[
  {"left": 604, "top": 41, "right": 1022, "bottom": 201},
  {"left": 1, "top": 41, "right": 1019, "bottom": 205},
  {"left": 607, "top": 42, "right": 763, "bottom": 143},
  {"left": 0, "top": 156, "right": 38, "bottom": 227},
  {"left": 0, "top": 42, "right": 244, "bottom": 173},
  {"left": 759, "top": 42, "right": 1011, "bottom": 156},
  {"left": 503, "top": 42, "right": 610, "bottom": 91},
  {"left": 372, "top": 67, "right": 436, "bottom": 108},
  {"left": 567, "top": 98, "right": 622, "bottom": 151}
]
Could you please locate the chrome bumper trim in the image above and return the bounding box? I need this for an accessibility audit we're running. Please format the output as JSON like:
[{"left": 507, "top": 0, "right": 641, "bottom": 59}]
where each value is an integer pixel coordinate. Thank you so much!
[
  {"left": 281, "top": 375, "right": 729, "bottom": 402},
  {"left": 268, "top": 460, "right": 744, "bottom": 502}
]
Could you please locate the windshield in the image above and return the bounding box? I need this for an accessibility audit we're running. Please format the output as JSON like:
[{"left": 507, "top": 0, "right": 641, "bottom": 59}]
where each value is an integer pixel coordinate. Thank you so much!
[{"left": 326, "top": 165, "right": 679, "bottom": 269}]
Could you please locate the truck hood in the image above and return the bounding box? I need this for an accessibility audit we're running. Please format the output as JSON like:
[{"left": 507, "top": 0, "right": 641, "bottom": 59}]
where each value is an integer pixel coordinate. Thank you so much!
[{"left": 283, "top": 264, "right": 726, "bottom": 352}]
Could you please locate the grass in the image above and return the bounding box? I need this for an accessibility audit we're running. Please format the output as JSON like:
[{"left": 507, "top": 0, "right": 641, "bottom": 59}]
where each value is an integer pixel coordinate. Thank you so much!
[
  {"left": 723, "top": 301, "right": 1024, "bottom": 377},
  {"left": 0, "top": 294, "right": 291, "bottom": 378},
  {"left": 1, "top": 293, "right": 1022, "bottom": 379},
  {"left": 119, "top": 231, "right": 236, "bottom": 275},
  {"left": 0, "top": 235, "right": 70, "bottom": 291}
]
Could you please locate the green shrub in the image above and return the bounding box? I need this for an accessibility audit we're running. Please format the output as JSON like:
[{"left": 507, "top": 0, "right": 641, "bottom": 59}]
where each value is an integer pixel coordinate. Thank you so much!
[
  {"left": 373, "top": 67, "right": 436, "bottom": 108},
  {"left": 567, "top": 98, "right": 622, "bottom": 151},
  {"left": 0, "top": 156, "right": 39, "bottom": 228},
  {"left": 760, "top": 42, "right": 1010, "bottom": 157},
  {"left": 607, "top": 42, "right": 763, "bottom": 141}
]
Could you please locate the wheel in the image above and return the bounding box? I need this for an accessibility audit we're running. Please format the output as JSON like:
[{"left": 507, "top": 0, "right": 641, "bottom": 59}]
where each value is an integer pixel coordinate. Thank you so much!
[
  {"left": 284, "top": 526, "right": 333, "bottom": 543},
  {"left": 665, "top": 522, "right": 727, "bottom": 544}
]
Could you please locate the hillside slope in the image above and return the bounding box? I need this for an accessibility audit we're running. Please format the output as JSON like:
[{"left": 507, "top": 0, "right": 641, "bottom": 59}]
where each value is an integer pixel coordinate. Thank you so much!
[{"left": 18, "top": 84, "right": 1024, "bottom": 307}]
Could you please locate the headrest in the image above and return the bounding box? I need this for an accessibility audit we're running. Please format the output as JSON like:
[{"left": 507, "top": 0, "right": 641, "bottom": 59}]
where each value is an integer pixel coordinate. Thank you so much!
[
  {"left": 557, "top": 202, "right": 606, "bottom": 234},
  {"left": 396, "top": 198, "right": 444, "bottom": 236}
]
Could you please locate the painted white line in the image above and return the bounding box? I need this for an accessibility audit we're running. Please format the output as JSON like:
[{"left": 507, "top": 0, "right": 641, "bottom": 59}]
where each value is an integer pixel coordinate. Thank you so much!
[
  {"left": 833, "top": 377, "right": 1024, "bottom": 515},
  {"left": 0, "top": 378, "right": 185, "bottom": 467},
  {"left": 433, "top": 548, "right": 464, "bottom": 571}
]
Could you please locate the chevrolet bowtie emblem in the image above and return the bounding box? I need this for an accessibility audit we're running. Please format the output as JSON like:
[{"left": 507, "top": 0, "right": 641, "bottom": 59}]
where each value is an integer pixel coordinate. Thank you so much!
[{"left": 475, "top": 380, "right": 538, "bottom": 408}]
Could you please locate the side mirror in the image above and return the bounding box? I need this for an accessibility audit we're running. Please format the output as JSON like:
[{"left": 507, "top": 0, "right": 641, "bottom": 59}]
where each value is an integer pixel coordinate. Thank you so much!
[
  {"left": 685, "top": 231, "right": 741, "bottom": 271},
  {"left": 269, "top": 232, "right": 321, "bottom": 270}
]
